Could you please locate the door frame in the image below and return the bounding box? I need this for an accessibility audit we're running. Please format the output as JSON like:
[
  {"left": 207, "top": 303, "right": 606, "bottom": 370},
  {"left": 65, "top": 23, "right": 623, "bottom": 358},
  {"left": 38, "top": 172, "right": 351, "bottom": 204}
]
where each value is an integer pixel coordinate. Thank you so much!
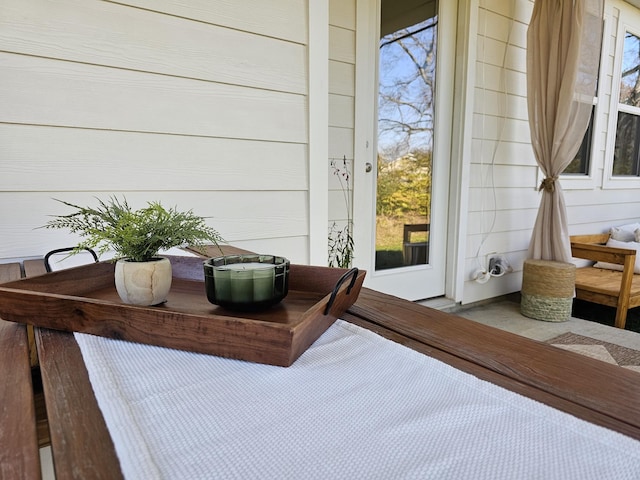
[{"left": 352, "top": 0, "right": 460, "bottom": 300}]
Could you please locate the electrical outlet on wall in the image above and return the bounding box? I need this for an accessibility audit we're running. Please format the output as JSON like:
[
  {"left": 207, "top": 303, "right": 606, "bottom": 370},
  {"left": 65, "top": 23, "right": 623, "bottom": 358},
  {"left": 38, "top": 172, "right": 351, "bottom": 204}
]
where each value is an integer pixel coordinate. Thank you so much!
[
  {"left": 471, "top": 253, "right": 512, "bottom": 284},
  {"left": 488, "top": 255, "right": 512, "bottom": 277}
]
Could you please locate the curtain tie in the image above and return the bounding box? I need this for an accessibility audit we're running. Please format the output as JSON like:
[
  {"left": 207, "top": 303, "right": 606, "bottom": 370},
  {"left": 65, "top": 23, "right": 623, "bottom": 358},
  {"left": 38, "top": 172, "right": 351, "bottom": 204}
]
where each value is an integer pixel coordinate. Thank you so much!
[{"left": 539, "top": 176, "right": 558, "bottom": 193}]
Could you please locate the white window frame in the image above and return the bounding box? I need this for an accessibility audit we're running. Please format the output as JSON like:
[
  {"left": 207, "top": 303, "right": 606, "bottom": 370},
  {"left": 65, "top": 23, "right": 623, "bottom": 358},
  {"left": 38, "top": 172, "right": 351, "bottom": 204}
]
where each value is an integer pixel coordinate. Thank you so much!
[
  {"left": 603, "top": 2, "right": 640, "bottom": 189},
  {"left": 560, "top": 13, "right": 610, "bottom": 190}
]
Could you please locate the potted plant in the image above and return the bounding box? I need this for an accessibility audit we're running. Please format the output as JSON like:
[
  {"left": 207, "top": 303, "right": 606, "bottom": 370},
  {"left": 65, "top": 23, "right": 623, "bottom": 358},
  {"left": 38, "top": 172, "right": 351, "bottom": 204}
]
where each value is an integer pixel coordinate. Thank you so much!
[{"left": 43, "top": 196, "right": 224, "bottom": 306}]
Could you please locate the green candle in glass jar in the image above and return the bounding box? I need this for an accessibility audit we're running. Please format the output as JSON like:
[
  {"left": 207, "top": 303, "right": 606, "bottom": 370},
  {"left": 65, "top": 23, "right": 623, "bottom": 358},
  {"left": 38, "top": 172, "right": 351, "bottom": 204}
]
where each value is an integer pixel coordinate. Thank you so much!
[
  {"left": 225, "top": 263, "right": 275, "bottom": 303},
  {"left": 204, "top": 255, "right": 289, "bottom": 310}
]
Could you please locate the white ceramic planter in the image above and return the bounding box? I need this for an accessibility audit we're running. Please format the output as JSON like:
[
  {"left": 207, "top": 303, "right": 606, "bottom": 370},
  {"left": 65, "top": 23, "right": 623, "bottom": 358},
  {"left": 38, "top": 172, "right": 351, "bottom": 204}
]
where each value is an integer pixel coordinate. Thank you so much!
[{"left": 114, "top": 257, "right": 172, "bottom": 306}]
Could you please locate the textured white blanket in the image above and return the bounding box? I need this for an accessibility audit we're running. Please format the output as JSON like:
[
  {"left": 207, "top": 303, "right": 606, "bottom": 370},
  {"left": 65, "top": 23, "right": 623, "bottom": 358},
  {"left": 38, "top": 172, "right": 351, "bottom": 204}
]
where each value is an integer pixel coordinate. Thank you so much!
[{"left": 75, "top": 320, "right": 640, "bottom": 479}]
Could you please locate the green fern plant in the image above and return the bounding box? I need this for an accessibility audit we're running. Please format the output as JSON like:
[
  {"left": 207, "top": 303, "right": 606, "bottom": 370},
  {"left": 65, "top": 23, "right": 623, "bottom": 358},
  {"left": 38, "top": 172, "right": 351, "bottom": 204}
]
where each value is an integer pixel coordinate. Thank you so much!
[{"left": 43, "top": 196, "right": 224, "bottom": 262}]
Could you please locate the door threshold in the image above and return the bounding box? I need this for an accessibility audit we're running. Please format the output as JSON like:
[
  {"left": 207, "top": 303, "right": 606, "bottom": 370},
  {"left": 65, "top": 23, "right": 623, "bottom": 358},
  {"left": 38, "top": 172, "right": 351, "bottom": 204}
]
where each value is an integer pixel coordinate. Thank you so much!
[{"left": 416, "top": 297, "right": 457, "bottom": 312}]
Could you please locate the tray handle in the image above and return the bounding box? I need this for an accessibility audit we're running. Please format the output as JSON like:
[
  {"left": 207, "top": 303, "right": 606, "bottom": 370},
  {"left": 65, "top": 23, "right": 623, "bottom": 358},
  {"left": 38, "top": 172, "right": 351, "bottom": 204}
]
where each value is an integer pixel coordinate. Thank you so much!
[{"left": 324, "top": 268, "right": 359, "bottom": 316}]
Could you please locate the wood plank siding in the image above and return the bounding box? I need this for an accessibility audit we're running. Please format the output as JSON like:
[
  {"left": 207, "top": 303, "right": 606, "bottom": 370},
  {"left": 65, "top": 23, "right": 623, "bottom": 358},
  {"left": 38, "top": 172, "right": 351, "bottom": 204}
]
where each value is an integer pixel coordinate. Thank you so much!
[
  {"left": 462, "top": 0, "right": 640, "bottom": 304},
  {"left": 0, "top": 0, "right": 311, "bottom": 263},
  {"left": 3, "top": 0, "right": 640, "bottom": 306},
  {"left": 328, "top": 0, "right": 356, "bottom": 228}
]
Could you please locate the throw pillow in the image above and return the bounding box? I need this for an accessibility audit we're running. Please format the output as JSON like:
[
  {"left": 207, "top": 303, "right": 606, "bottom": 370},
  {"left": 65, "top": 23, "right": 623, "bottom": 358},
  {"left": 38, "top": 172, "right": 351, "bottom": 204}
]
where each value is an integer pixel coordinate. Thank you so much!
[
  {"left": 610, "top": 223, "right": 640, "bottom": 242},
  {"left": 594, "top": 238, "right": 640, "bottom": 274}
]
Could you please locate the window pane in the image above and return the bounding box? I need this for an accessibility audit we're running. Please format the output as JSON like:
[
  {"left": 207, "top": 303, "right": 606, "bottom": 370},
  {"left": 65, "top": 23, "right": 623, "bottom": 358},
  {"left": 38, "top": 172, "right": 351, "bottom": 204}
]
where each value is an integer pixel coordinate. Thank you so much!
[
  {"left": 564, "top": 114, "right": 593, "bottom": 175},
  {"left": 620, "top": 32, "right": 640, "bottom": 107},
  {"left": 613, "top": 111, "right": 640, "bottom": 176},
  {"left": 376, "top": 15, "right": 437, "bottom": 270}
]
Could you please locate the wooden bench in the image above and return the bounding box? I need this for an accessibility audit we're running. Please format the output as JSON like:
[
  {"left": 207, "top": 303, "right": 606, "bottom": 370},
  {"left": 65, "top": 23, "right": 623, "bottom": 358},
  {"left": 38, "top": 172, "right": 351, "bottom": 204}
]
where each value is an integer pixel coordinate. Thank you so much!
[{"left": 570, "top": 233, "right": 640, "bottom": 329}]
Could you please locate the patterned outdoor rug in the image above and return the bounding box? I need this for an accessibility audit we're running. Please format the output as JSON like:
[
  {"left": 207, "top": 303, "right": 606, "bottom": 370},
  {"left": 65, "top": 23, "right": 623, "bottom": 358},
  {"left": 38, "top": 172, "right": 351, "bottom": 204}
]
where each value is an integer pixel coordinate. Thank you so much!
[{"left": 546, "top": 332, "right": 640, "bottom": 373}]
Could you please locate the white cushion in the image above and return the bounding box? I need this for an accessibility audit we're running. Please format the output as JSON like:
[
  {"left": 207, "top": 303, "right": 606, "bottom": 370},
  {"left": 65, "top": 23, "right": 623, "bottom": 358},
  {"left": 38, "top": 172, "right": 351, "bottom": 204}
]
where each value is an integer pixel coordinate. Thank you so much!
[
  {"left": 594, "top": 238, "right": 640, "bottom": 274},
  {"left": 610, "top": 223, "right": 640, "bottom": 242}
]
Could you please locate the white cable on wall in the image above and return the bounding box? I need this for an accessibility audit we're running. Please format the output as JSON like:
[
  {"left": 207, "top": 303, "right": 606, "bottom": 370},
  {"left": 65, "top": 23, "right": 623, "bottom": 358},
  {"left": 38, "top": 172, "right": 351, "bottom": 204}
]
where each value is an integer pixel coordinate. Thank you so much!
[{"left": 472, "top": 3, "right": 515, "bottom": 281}]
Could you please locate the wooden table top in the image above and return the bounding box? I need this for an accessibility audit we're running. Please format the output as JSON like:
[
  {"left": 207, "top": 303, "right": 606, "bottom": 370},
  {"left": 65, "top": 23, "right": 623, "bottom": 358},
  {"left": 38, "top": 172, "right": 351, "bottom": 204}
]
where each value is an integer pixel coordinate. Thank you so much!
[
  {"left": 345, "top": 289, "right": 640, "bottom": 439},
  {"left": 4, "top": 282, "right": 640, "bottom": 478}
]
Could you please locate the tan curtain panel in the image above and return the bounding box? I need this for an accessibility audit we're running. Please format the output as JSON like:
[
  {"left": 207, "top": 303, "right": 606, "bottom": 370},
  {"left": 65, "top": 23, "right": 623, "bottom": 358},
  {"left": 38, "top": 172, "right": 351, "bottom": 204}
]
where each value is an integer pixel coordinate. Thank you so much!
[{"left": 526, "top": 0, "right": 603, "bottom": 262}]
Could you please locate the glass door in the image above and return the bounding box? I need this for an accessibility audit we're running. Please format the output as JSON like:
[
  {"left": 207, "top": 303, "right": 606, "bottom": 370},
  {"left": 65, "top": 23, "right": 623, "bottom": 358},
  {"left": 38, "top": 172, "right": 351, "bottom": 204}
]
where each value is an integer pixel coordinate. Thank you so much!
[
  {"left": 375, "top": 14, "right": 436, "bottom": 271},
  {"left": 354, "top": 0, "right": 452, "bottom": 300}
]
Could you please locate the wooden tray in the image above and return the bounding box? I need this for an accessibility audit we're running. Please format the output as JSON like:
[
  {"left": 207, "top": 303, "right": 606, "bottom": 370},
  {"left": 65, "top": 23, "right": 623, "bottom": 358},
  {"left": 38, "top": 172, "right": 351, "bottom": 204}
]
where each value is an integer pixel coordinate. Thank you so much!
[{"left": 0, "top": 256, "right": 366, "bottom": 366}]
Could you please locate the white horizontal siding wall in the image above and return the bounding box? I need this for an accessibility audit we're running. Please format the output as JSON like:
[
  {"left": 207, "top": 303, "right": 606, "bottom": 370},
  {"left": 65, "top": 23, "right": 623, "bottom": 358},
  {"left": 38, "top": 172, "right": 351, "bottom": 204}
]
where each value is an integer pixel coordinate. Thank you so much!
[
  {"left": 461, "top": 0, "right": 640, "bottom": 305},
  {"left": 462, "top": 0, "right": 536, "bottom": 304},
  {"left": 328, "top": 0, "right": 356, "bottom": 261},
  {"left": 0, "top": 0, "right": 311, "bottom": 262}
]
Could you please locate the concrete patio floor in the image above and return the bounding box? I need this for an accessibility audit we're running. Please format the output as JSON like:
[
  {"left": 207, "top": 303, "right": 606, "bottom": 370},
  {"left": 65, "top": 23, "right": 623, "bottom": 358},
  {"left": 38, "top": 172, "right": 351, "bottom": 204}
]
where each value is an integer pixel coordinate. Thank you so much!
[{"left": 423, "top": 294, "right": 640, "bottom": 351}]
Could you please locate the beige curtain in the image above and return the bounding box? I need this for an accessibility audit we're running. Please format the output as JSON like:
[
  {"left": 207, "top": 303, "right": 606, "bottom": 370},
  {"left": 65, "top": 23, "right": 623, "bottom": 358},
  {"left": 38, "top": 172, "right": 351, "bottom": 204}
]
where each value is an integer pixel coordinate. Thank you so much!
[{"left": 526, "top": 0, "right": 603, "bottom": 262}]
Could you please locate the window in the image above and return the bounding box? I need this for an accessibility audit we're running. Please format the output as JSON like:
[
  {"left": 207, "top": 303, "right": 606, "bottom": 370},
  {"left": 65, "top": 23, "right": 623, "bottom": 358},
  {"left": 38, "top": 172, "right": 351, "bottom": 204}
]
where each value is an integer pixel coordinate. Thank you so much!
[
  {"left": 564, "top": 34, "right": 601, "bottom": 177},
  {"left": 562, "top": 44, "right": 600, "bottom": 177},
  {"left": 375, "top": 7, "right": 437, "bottom": 270},
  {"left": 565, "top": 112, "right": 594, "bottom": 175},
  {"left": 612, "top": 31, "right": 640, "bottom": 176}
]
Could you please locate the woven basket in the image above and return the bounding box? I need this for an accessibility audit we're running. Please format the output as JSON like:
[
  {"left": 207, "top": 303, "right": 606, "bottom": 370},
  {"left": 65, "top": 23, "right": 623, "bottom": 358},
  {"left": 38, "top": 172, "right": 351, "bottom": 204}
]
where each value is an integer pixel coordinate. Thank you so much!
[{"left": 521, "top": 259, "right": 576, "bottom": 322}]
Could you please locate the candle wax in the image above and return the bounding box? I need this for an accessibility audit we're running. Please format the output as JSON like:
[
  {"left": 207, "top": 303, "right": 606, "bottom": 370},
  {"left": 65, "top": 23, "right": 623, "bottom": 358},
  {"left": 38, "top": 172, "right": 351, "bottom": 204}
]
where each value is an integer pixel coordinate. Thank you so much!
[{"left": 216, "top": 263, "right": 275, "bottom": 303}]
